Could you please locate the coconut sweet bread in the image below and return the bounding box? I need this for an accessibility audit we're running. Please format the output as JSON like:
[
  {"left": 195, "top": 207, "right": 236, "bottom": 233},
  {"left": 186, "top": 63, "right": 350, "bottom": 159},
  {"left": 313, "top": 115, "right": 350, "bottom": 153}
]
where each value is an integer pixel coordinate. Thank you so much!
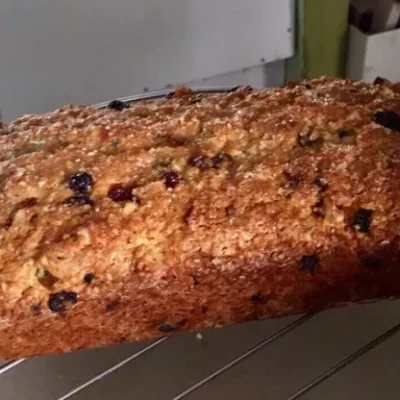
[{"left": 0, "top": 77, "right": 400, "bottom": 359}]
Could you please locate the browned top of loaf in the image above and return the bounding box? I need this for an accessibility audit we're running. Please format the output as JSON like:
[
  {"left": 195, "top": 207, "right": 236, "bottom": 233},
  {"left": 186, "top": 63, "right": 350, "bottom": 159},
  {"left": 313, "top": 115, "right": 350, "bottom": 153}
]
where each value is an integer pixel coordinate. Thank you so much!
[{"left": 1, "top": 77, "right": 400, "bottom": 323}]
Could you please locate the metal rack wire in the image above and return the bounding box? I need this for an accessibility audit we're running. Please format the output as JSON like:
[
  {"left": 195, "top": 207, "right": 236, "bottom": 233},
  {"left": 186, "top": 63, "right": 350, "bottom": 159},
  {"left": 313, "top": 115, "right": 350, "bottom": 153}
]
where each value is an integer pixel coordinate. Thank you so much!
[{"left": 1, "top": 90, "right": 400, "bottom": 400}]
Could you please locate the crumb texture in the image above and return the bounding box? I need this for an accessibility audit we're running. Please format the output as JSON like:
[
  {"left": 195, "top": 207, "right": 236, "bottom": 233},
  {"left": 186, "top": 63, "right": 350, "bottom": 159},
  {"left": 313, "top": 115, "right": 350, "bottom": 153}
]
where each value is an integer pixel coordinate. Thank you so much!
[{"left": 1, "top": 77, "right": 400, "bottom": 359}]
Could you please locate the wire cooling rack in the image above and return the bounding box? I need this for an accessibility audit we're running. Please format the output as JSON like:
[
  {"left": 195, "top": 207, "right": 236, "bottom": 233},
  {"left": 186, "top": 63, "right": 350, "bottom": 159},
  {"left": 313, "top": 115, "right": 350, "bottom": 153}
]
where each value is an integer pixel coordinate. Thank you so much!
[
  {"left": 2, "top": 301, "right": 400, "bottom": 400},
  {"left": 1, "top": 90, "right": 400, "bottom": 400}
]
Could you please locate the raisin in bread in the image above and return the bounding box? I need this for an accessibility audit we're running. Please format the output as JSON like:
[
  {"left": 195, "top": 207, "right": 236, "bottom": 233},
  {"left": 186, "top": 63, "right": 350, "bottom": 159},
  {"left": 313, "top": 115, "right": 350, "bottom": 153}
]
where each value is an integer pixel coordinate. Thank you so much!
[{"left": 1, "top": 77, "right": 400, "bottom": 359}]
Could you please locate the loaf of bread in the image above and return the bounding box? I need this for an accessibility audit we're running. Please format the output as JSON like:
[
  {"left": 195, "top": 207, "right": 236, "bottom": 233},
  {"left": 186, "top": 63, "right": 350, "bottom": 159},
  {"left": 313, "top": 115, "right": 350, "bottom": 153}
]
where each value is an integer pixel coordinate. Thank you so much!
[{"left": 1, "top": 77, "right": 400, "bottom": 360}]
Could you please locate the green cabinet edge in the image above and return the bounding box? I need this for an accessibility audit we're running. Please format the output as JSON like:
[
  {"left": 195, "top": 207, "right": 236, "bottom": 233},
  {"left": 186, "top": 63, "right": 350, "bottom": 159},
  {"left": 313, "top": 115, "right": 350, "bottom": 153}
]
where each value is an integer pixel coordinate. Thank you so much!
[{"left": 285, "top": 0, "right": 350, "bottom": 81}]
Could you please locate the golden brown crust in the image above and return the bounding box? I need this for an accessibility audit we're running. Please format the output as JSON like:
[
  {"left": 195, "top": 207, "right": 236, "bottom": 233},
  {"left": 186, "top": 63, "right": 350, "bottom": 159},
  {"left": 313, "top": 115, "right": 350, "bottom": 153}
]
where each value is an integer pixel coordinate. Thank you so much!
[{"left": 1, "top": 77, "right": 400, "bottom": 359}]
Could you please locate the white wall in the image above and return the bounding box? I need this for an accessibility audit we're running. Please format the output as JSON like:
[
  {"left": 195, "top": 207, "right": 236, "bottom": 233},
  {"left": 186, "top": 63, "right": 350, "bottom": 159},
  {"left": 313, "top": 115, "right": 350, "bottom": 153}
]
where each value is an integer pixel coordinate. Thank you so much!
[{"left": 0, "top": 0, "right": 293, "bottom": 120}]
